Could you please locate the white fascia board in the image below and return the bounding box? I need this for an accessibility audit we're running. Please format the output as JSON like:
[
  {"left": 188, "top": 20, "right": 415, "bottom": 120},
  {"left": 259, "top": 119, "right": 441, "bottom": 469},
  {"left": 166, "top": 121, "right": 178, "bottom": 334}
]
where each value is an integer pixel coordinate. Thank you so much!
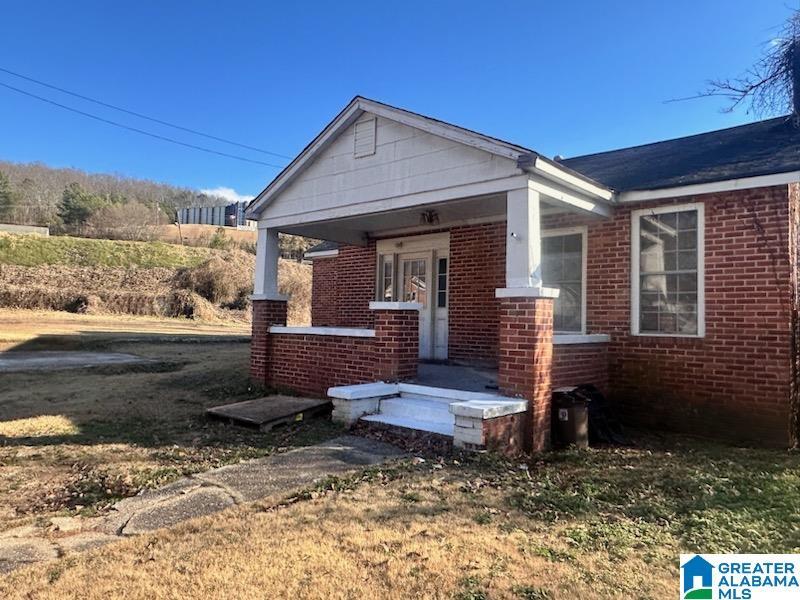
[
  {"left": 528, "top": 176, "right": 612, "bottom": 218},
  {"left": 618, "top": 171, "right": 800, "bottom": 203},
  {"left": 358, "top": 98, "right": 529, "bottom": 161},
  {"left": 260, "top": 174, "right": 530, "bottom": 229},
  {"left": 303, "top": 249, "right": 339, "bottom": 259},
  {"left": 531, "top": 156, "right": 614, "bottom": 201},
  {"left": 269, "top": 326, "right": 376, "bottom": 337}
]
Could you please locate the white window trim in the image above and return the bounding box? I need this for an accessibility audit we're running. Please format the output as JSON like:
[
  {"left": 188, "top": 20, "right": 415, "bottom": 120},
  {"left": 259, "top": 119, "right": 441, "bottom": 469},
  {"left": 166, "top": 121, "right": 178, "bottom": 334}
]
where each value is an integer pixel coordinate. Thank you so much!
[
  {"left": 630, "top": 202, "right": 705, "bottom": 338},
  {"left": 542, "top": 226, "right": 588, "bottom": 335}
]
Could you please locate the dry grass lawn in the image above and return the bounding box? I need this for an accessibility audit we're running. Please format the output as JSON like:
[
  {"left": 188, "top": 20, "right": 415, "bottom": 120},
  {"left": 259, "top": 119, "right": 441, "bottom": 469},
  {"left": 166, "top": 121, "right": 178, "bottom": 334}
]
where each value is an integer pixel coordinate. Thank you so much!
[
  {"left": 4, "top": 435, "right": 799, "bottom": 599},
  {"left": 1, "top": 310, "right": 799, "bottom": 598},
  {"left": 0, "top": 309, "right": 339, "bottom": 534}
]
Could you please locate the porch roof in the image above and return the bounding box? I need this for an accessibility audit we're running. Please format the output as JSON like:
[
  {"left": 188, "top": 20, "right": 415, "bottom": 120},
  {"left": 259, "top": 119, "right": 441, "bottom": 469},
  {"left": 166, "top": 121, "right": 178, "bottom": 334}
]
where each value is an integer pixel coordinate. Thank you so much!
[{"left": 245, "top": 96, "right": 613, "bottom": 227}]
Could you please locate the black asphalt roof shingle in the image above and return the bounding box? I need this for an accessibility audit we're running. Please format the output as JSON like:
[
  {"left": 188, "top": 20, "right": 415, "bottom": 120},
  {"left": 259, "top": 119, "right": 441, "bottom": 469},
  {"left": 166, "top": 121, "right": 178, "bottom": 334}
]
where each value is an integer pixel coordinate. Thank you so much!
[{"left": 560, "top": 115, "right": 800, "bottom": 191}]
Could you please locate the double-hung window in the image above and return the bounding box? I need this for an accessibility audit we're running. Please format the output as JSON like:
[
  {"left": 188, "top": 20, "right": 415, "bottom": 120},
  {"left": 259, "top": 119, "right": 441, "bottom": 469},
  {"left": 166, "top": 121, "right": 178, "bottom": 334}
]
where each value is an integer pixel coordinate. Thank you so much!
[
  {"left": 631, "top": 203, "right": 704, "bottom": 336},
  {"left": 542, "top": 228, "right": 586, "bottom": 333}
]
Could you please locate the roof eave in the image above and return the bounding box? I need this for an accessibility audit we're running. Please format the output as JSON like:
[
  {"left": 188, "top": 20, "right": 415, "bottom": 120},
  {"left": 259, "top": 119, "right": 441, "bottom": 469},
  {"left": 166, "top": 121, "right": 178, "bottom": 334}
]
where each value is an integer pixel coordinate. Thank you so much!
[{"left": 517, "top": 153, "right": 615, "bottom": 202}]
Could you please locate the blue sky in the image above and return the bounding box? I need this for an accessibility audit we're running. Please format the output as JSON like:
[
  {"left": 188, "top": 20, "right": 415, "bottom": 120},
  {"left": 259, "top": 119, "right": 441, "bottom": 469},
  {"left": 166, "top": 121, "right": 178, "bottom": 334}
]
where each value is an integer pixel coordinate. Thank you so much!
[{"left": 0, "top": 1, "right": 796, "bottom": 201}]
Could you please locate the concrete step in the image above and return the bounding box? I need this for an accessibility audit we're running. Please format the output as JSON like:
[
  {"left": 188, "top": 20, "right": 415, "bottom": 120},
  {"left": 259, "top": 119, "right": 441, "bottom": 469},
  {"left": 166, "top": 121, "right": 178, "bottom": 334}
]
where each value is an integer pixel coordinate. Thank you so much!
[
  {"left": 359, "top": 396, "right": 456, "bottom": 437},
  {"left": 380, "top": 396, "right": 454, "bottom": 422},
  {"left": 359, "top": 413, "right": 455, "bottom": 437}
]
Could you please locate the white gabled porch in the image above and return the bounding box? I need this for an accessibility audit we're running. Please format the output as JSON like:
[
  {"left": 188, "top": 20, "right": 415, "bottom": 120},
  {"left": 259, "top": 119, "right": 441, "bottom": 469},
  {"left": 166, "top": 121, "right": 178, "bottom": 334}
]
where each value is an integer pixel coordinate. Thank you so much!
[{"left": 246, "top": 96, "right": 614, "bottom": 453}]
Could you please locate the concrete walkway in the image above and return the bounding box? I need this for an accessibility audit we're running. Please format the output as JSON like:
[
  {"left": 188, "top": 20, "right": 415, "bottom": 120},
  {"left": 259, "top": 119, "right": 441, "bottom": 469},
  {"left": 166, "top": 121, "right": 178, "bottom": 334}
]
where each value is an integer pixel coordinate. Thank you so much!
[
  {"left": 0, "top": 435, "right": 404, "bottom": 573},
  {"left": 0, "top": 351, "right": 150, "bottom": 372}
]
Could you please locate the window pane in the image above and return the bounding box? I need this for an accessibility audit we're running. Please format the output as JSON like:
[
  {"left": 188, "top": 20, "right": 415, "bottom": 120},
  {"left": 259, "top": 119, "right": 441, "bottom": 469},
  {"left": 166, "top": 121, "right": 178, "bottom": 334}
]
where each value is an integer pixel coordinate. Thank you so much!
[
  {"left": 637, "top": 209, "right": 699, "bottom": 335},
  {"left": 542, "top": 233, "right": 583, "bottom": 332},
  {"left": 554, "top": 283, "right": 581, "bottom": 332},
  {"left": 678, "top": 211, "right": 697, "bottom": 230}
]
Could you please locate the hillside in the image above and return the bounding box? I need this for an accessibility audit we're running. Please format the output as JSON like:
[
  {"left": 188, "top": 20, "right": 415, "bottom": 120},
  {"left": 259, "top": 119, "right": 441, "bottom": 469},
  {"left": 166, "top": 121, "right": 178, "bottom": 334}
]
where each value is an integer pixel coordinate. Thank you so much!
[
  {"left": 0, "top": 233, "right": 217, "bottom": 268},
  {"left": 0, "top": 159, "right": 228, "bottom": 226},
  {"left": 0, "top": 233, "right": 310, "bottom": 324}
]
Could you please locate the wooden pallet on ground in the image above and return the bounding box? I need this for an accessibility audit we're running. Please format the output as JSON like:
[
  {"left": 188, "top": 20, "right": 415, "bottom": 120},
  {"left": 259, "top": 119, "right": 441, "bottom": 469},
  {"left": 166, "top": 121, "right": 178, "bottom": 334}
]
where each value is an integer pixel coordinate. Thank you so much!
[{"left": 206, "top": 395, "right": 331, "bottom": 431}]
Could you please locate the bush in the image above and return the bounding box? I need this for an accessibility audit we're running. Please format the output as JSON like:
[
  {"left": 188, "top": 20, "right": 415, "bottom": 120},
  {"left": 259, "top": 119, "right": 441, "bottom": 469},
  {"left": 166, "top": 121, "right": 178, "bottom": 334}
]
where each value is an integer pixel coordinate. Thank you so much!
[
  {"left": 175, "top": 255, "right": 252, "bottom": 305},
  {"left": 85, "top": 202, "right": 160, "bottom": 241}
]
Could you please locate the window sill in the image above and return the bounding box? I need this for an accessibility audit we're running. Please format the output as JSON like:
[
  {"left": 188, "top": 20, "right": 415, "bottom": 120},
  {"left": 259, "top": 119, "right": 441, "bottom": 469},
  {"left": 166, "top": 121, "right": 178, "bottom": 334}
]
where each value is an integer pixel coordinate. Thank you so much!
[
  {"left": 631, "top": 331, "right": 705, "bottom": 339},
  {"left": 553, "top": 334, "right": 610, "bottom": 345}
]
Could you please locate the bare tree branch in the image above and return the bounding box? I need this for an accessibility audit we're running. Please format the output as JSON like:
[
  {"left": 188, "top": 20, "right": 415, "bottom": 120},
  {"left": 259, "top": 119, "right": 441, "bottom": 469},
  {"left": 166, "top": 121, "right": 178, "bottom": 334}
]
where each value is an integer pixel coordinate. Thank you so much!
[{"left": 666, "top": 10, "right": 800, "bottom": 122}]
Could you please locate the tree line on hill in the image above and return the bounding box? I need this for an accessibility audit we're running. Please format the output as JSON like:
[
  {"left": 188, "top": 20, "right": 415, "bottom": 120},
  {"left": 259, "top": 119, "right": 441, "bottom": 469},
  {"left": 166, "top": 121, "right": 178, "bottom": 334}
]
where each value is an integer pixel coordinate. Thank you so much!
[{"left": 0, "top": 160, "right": 233, "bottom": 235}]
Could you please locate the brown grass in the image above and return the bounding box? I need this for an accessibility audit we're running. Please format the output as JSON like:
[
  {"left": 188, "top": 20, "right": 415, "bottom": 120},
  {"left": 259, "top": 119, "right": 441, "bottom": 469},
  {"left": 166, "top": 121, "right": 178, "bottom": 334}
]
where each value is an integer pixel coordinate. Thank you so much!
[
  {"left": 0, "top": 461, "right": 676, "bottom": 599},
  {"left": 0, "top": 254, "right": 312, "bottom": 325},
  {"left": 0, "top": 309, "right": 338, "bottom": 534}
]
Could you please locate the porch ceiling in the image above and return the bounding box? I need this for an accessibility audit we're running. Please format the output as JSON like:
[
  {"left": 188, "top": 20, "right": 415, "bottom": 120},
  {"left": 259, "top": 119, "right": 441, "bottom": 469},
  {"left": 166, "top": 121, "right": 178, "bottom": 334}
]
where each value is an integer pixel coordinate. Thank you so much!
[{"left": 278, "top": 193, "right": 603, "bottom": 246}]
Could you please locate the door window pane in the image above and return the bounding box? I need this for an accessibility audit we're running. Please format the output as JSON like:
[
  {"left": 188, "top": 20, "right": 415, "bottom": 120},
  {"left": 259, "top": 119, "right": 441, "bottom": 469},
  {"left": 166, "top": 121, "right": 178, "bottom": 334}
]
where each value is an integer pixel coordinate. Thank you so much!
[
  {"left": 378, "top": 255, "right": 394, "bottom": 301},
  {"left": 402, "top": 259, "right": 427, "bottom": 307},
  {"left": 437, "top": 257, "right": 448, "bottom": 308},
  {"left": 637, "top": 209, "right": 699, "bottom": 334},
  {"left": 542, "top": 233, "right": 583, "bottom": 333}
]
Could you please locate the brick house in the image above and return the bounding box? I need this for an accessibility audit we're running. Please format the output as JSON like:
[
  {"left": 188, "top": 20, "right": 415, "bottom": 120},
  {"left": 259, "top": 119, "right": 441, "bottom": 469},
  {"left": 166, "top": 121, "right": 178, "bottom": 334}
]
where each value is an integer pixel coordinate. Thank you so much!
[{"left": 247, "top": 97, "right": 800, "bottom": 452}]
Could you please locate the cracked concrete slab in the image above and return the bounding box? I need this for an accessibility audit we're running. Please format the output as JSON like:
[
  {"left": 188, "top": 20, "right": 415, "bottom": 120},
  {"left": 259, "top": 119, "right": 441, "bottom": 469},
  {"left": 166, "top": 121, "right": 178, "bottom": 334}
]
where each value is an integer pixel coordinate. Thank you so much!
[
  {"left": 0, "top": 538, "right": 58, "bottom": 574},
  {"left": 120, "top": 487, "right": 236, "bottom": 535},
  {"left": 196, "top": 435, "right": 403, "bottom": 503},
  {"left": 2, "top": 435, "right": 405, "bottom": 573}
]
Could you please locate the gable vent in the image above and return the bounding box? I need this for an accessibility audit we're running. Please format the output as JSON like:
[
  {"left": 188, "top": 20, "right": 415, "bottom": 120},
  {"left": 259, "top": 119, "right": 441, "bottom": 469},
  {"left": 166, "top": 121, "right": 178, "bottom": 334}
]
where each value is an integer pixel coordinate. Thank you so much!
[{"left": 353, "top": 116, "right": 377, "bottom": 158}]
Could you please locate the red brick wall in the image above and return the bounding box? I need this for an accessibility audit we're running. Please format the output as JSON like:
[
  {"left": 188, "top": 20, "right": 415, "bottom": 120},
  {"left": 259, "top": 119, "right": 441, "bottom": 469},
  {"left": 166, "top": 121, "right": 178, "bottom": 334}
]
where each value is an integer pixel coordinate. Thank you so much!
[
  {"left": 552, "top": 343, "right": 609, "bottom": 394},
  {"left": 374, "top": 309, "right": 419, "bottom": 381},
  {"left": 311, "top": 258, "right": 338, "bottom": 326},
  {"left": 250, "top": 299, "right": 287, "bottom": 383},
  {"left": 303, "top": 185, "right": 794, "bottom": 445},
  {"left": 267, "top": 334, "right": 378, "bottom": 396},
  {"left": 264, "top": 309, "right": 418, "bottom": 397},
  {"left": 336, "top": 243, "right": 377, "bottom": 328},
  {"left": 482, "top": 412, "right": 527, "bottom": 456},
  {"left": 310, "top": 225, "right": 507, "bottom": 367},
  {"left": 497, "top": 297, "right": 554, "bottom": 452},
  {"left": 589, "top": 186, "right": 793, "bottom": 445},
  {"left": 309, "top": 243, "right": 376, "bottom": 329},
  {"left": 449, "top": 222, "right": 506, "bottom": 366}
]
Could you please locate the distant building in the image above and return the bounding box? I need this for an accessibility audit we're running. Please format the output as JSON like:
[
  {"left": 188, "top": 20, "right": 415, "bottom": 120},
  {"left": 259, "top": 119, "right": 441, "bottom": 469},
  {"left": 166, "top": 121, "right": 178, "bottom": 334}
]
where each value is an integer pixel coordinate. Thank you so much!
[{"left": 176, "top": 201, "right": 256, "bottom": 229}]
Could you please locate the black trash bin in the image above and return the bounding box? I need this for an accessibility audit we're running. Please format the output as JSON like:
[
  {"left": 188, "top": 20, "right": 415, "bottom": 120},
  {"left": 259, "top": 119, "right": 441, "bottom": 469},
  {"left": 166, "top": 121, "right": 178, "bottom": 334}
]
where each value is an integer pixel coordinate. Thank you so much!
[{"left": 552, "top": 387, "right": 590, "bottom": 449}]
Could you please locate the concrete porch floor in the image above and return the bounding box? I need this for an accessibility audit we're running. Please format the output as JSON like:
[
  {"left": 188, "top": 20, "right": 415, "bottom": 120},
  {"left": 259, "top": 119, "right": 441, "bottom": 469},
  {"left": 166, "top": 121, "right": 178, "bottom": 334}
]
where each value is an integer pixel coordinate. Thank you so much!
[{"left": 413, "top": 363, "right": 499, "bottom": 393}]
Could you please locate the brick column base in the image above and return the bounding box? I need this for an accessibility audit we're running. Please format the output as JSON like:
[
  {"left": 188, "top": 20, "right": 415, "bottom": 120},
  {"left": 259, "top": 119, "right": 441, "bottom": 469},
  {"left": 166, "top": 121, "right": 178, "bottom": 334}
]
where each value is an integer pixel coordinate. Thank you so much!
[
  {"left": 250, "top": 299, "right": 288, "bottom": 385},
  {"left": 373, "top": 309, "right": 419, "bottom": 382},
  {"left": 497, "top": 296, "right": 554, "bottom": 453}
]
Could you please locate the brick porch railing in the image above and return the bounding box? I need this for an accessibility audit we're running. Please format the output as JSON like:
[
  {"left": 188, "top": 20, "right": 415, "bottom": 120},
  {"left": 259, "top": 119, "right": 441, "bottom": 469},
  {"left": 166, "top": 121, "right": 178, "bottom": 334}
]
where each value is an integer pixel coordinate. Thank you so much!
[{"left": 250, "top": 300, "right": 420, "bottom": 397}]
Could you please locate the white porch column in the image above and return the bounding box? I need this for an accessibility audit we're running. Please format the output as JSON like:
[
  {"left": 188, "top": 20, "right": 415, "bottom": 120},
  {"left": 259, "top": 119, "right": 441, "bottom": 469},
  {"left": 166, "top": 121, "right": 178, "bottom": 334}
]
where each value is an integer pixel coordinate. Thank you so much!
[
  {"left": 253, "top": 227, "right": 285, "bottom": 299},
  {"left": 505, "top": 185, "right": 543, "bottom": 290}
]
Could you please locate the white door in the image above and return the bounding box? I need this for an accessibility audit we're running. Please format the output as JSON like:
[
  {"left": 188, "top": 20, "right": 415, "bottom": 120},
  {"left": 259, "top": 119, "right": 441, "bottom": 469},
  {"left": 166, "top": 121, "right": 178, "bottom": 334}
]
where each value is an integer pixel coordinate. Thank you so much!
[{"left": 400, "top": 253, "right": 432, "bottom": 359}]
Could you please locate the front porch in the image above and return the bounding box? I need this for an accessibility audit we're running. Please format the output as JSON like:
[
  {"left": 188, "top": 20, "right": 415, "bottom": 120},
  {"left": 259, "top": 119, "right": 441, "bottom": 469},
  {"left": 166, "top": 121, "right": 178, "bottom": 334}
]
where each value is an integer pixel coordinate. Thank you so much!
[
  {"left": 249, "top": 184, "right": 612, "bottom": 452},
  {"left": 247, "top": 97, "right": 614, "bottom": 453}
]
